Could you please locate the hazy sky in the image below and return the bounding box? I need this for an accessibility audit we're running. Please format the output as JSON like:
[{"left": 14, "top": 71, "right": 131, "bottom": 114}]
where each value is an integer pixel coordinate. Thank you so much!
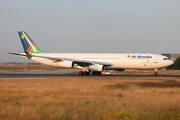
[{"left": 1, "top": 0, "right": 180, "bottom": 62}]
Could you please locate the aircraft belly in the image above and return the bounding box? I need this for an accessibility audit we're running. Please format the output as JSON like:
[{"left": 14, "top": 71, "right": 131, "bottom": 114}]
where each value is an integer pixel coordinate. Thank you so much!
[{"left": 25, "top": 57, "right": 59, "bottom": 67}]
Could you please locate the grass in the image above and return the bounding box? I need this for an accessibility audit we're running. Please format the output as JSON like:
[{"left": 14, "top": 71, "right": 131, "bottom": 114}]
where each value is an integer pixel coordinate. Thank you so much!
[
  {"left": 137, "top": 82, "right": 180, "bottom": 88},
  {"left": 117, "top": 93, "right": 123, "bottom": 97},
  {"left": 0, "top": 77, "right": 180, "bottom": 119},
  {"left": 104, "top": 83, "right": 129, "bottom": 89},
  {"left": 163, "top": 79, "right": 177, "bottom": 82},
  {"left": 15, "top": 100, "right": 20, "bottom": 105}
]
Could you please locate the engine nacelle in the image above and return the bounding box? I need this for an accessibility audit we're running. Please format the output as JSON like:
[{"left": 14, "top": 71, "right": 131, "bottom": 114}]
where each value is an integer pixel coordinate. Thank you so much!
[
  {"left": 88, "top": 64, "right": 104, "bottom": 71},
  {"left": 57, "top": 61, "right": 74, "bottom": 68}
]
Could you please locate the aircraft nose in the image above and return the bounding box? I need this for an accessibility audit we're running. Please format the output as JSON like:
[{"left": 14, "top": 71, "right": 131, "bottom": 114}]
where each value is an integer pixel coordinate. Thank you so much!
[{"left": 169, "top": 60, "right": 174, "bottom": 66}]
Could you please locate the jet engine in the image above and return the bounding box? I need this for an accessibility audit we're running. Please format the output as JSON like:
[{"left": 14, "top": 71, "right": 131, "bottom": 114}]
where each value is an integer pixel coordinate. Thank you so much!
[
  {"left": 57, "top": 61, "right": 74, "bottom": 68},
  {"left": 88, "top": 64, "right": 104, "bottom": 71}
]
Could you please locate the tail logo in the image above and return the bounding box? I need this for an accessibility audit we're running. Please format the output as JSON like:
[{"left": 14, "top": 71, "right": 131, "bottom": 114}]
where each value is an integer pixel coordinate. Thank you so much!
[
  {"left": 26, "top": 43, "right": 36, "bottom": 53},
  {"left": 18, "top": 31, "right": 45, "bottom": 53},
  {"left": 21, "top": 35, "right": 25, "bottom": 39}
]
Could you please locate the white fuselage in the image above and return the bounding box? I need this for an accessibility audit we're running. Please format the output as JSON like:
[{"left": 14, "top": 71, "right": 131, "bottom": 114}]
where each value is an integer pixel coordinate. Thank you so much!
[{"left": 23, "top": 53, "right": 174, "bottom": 70}]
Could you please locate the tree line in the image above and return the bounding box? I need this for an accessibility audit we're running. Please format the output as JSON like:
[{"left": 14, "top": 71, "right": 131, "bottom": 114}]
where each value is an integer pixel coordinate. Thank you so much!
[{"left": 167, "top": 57, "right": 180, "bottom": 70}]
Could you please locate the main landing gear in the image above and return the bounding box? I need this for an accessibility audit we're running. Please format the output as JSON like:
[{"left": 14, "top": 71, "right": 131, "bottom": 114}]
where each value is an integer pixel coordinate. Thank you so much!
[
  {"left": 92, "top": 71, "right": 102, "bottom": 75},
  {"left": 78, "top": 71, "right": 102, "bottom": 75}
]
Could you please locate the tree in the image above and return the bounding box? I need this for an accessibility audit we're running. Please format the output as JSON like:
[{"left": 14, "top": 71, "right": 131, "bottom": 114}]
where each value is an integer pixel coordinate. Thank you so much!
[{"left": 173, "top": 57, "right": 180, "bottom": 70}]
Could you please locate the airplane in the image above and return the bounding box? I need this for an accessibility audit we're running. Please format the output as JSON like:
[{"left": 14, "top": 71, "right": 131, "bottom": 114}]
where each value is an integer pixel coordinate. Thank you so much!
[{"left": 8, "top": 31, "right": 174, "bottom": 76}]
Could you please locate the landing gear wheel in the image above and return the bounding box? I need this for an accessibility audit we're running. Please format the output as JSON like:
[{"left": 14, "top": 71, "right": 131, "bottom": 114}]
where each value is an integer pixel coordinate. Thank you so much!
[
  {"left": 92, "top": 71, "right": 97, "bottom": 75},
  {"left": 91, "top": 71, "right": 101, "bottom": 75},
  {"left": 153, "top": 72, "right": 158, "bottom": 76},
  {"left": 84, "top": 71, "right": 90, "bottom": 75},
  {"left": 79, "top": 71, "right": 83, "bottom": 75},
  {"left": 97, "top": 72, "right": 102, "bottom": 75}
]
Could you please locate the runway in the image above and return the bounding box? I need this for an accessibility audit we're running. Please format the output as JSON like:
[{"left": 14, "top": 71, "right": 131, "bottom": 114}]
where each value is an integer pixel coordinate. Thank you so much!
[
  {"left": 1, "top": 74, "right": 180, "bottom": 78},
  {"left": 0, "top": 69, "right": 180, "bottom": 78}
]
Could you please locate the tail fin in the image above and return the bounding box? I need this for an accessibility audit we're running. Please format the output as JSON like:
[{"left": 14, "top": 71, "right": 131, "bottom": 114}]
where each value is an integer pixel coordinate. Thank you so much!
[{"left": 18, "top": 31, "right": 45, "bottom": 55}]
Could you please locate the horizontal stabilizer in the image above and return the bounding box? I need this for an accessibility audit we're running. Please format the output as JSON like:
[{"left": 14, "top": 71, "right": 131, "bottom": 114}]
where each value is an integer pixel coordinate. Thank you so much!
[{"left": 7, "top": 52, "right": 28, "bottom": 56}]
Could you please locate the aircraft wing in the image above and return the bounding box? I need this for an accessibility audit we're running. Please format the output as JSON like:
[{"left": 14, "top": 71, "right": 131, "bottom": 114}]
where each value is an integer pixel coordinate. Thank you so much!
[
  {"left": 8, "top": 52, "right": 112, "bottom": 66},
  {"left": 33, "top": 55, "right": 112, "bottom": 66}
]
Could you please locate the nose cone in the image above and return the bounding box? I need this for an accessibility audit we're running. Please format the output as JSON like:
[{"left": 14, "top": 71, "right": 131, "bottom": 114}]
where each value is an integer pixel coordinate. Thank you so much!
[{"left": 168, "top": 60, "right": 174, "bottom": 66}]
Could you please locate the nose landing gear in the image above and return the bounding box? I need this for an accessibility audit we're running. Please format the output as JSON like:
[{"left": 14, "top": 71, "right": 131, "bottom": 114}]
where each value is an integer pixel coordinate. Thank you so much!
[
  {"left": 153, "top": 69, "right": 158, "bottom": 76},
  {"left": 153, "top": 72, "right": 158, "bottom": 76}
]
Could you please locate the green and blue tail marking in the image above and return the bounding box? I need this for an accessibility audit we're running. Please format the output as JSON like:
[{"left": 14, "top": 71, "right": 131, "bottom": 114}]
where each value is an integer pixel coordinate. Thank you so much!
[{"left": 18, "top": 31, "right": 45, "bottom": 55}]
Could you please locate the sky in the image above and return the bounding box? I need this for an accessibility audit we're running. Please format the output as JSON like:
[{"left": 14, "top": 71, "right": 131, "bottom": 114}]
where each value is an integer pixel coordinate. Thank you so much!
[{"left": 0, "top": 0, "right": 180, "bottom": 62}]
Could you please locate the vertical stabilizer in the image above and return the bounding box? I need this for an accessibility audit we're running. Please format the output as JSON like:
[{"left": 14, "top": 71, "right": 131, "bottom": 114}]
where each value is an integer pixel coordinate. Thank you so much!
[{"left": 18, "top": 31, "right": 45, "bottom": 55}]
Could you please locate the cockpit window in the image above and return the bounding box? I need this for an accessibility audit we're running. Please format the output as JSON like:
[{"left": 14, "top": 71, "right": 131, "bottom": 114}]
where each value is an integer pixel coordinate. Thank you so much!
[{"left": 163, "top": 58, "right": 170, "bottom": 60}]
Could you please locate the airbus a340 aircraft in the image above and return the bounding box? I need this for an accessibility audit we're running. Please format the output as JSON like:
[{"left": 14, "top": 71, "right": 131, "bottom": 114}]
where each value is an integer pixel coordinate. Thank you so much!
[{"left": 9, "top": 31, "right": 174, "bottom": 76}]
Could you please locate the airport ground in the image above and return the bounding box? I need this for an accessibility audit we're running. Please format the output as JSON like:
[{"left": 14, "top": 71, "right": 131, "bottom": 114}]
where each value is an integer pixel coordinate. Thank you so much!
[
  {"left": 0, "top": 77, "right": 180, "bottom": 119},
  {"left": 1, "top": 65, "right": 180, "bottom": 119}
]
